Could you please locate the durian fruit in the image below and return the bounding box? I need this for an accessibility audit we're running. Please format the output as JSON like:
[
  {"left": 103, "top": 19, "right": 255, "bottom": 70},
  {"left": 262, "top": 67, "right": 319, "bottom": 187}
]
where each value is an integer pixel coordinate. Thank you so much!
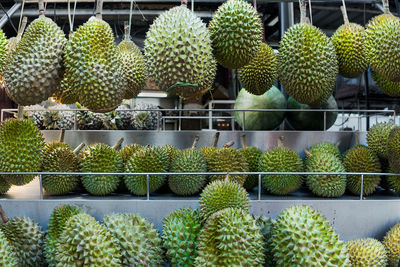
[
  {"left": 367, "top": 122, "right": 396, "bottom": 159},
  {"left": 42, "top": 110, "right": 62, "bottom": 130},
  {"left": 387, "top": 168, "right": 400, "bottom": 194},
  {"left": 76, "top": 105, "right": 104, "bottom": 130},
  {"left": 50, "top": 104, "right": 75, "bottom": 130},
  {"left": 343, "top": 144, "right": 381, "bottom": 196},
  {"left": 63, "top": 2, "right": 125, "bottom": 113},
  {"left": 0, "top": 29, "right": 7, "bottom": 72},
  {"left": 144, "top": 3, "right": 216, "bottom": 99},
  {"left": 305, "top": 149, "right": 347, "bottom": 197},
  {"left": 116, "top": 105, "right": 135, "bottom": 129},
  {"left": 200, "top": 132, "right": 220, "bottom": 169},
  {"left": 102, "top": 110, "right": 124, "bottom": 130},
  {"left": 383, "top": 221, "right": 400, "bottom": 267},
  {"left": 305, "top": 141, "right": 342, "bottom": 164},
  {"left": 132, "top": 103, "right": 161, "bottom": 130},
  {"left": 119, "top": 143, "right": 143, "bottom": 165},
  {"left": 208, "top": 141, "right": 248, "bottom": 185},
  {"left": 0, "top": 178, "right": 11, "bottom": 194},
  {"left": 272, "top": 205, "right": 350, "bottom": 266},
  {"left": 118, "top": 26, "right": 148, "bottom": 99},
  {"left": 253, "top": 215, "right": 276, "bottom": 267},
  {"left": 239, "top": 134, "right": 263, "bottom": 191},
  {"left": 80, "top": 139, "right": 124, "bottom": 195},
  {"left": 4, "top": 2, "right": 66, "bottom": 106},
  {"left": 0, "top": 118, "right": 45, "bottom": 185},
  {"left": 53, "top": 74, "right": 79, "bottom": 105},
  {"left": 45, "top": 205, "right": 84, "bottom": 267},
  {"left": 372, "top": 70, "right": 400, "bottom": 97},
  {"left": 162, "top": 208, "right": 202, "bottom": 266},
  {"left": 24, "top": 104, "right": 45, "bottom": 129},
  {"left": 124, "top": 145, "right": 169, "bottom": 195},
  {"left": 169, "top": 136, "right": 207, "bottom": 196},
  {"left": 208, "top": 0, "right": 263, "bottom": 69},
  {"left": 102, "top": 213, "right": 163, "bottom": 266},
  {"left": 5, "top": 17, "right": 27, "bottom": 65},
  {"left": 195, "top": 208, "right": 265, "bottom": 266},
  {"left": 199, "top": 179, "right": 250, "bottom": 220},
  {"left": 0, "top": 205, "right": 45, "bottom": 266},
  {"left": 278, "top": 1, "right": 338, "bottom": 106},
  {"left": 347, "top": 238, "right": 388, "bottom": 267},
  {"left": 238, "top": 43, "right": 278, "bottom": 95},
  {"left": 259, "top": 139, "right": 303, "bottom": 195},
  {"left": 159, "top": 144, "right": 180, "bottom": 167},
  {"left": 331, "top": 7, "right": 368, "bottom": 78},
  {"left": 0, "top": 229, "right": 18, "bottom": 266},
  {"left": 365, "top": 8, "right": 400, "bottom": 82},
  {"left": 387, "top": 126, "right": 400, "bottom": 169},
  {"left": 56, "top": 213, "right": 122, "bottom": 266},
  {"left": 41, "top": 140, "right": 85, "bottom": 195}
]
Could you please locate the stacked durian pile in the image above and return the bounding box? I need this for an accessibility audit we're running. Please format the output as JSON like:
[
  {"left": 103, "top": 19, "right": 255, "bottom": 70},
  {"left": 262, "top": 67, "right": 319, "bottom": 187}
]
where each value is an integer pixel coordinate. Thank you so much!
[{"left": 0, "top": 201, "right": 399, "bottom": 266}]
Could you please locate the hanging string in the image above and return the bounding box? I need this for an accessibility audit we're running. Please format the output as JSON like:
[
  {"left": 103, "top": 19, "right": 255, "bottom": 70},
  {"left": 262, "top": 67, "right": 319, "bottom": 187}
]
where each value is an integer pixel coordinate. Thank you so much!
[
  {"left": 128, "top": 0, "right": 134, "bottom": 37},
  {"left": 341, "top": 0, "right": 349, "bottom": 24},
  {"left": 18, "top": 0, "right": 26, "bottom": 32},
  {"left": 68, "top": 0, "right": 72, "bottom": 31},
  {"left": 191, "top": 0, "right": 194, "bottom": 12},
  {"left": 308, "top": 0, "right": 313, "bottom": 25}
]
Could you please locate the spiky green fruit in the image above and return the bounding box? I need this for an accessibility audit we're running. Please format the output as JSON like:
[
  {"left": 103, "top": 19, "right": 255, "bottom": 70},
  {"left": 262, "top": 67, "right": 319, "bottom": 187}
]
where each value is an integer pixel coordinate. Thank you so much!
[
  {"left": 0, "top": 178, "right": 11, "bottom": 194},
  {"left": 387, "top": 168, "right": 400, "bottom": 194},
  {"left": 45, "top": 205, "right": 84, "bottom": 267},
  {"left": 41, "top": 145, "right": 80, "bottom": 195},
  {"left": 239, "top": 146, "right": 262, "bottom": 190},
  {"left": 118, "top": 39, "right": 148, "bottom": 99},
  {"left": 367, "top": 122, "right": 396, "bottom": 159},
  {"left": 160, "top": 144, "right": 179, "bottom": 167},
  {"left": 279, "top": 23, "right": 338, "bottom": 106},
  {"left": 343, "top": 145, "right": 381, "bottom": 196},
  {"left": 124, "top": 146, "right": 169, "bottom": 195},
  {"left": 306, "top": 142, "right": 341, "bottom": 163},
  {"left": 209, "top": 0, "right": 262, "bottom": 69},
  {"left": 331, "top": 23, "right": 368, "bottom": 78},
  {"left": 200, "top": 180, "right": 249, "bottom": 220},
  {"left": 383, "top": 221, "right": 400, "bottom": 267},
  {"left": 259, "top": 147, "right": 303, "bottom": 195},
  {"left": 64, "top": 17, "right": 125, "bottom": 113},
  {"left": 53, "top": 74, "right": 79, "bottom": 105},
  {"left": 145, "top": 5, "right": 216, "bottom": 99},
  {"left": 0, "top": 229, "right": 18, "bottom": 266},
  {"left": 195, "top": 208, "right": 265, "bottom": 266},
  {"left": 200, "top": 146, "right": 217, "bottom": 164},
  {"left": 80, "top": 143, "right": 123, "bottom": 195},
  {"left": 387, "top": 126, "right": 400, "bottom": 169},
  {"left": 119, "top": 144, "right": 143, "bottom": 165},
  {"left": 208, "top": 147, "right": 248, "bottom": 185},
  {"left": 56, "top": 213, "right": 122, "bottom": 266},
  {"left": 238, "top": 43, "right": 277, "bottom": 95},
  {"left": 163, "top": 208, "right": 202, "bottom": 266},
  {"left": 372, "top": 70, "right": 400, "bottom": 97},
  {"left": 272, "top": 205, "right": 350, "bottom": 266},
  {"left": 253, "top": 215, "right": 276, "bottom": 267},
  {"left": 365, "top": 14, "right": 400, "bottom": 82},
  {"left": 4, "top": 17, "right": 66, "bottom": 105},
  {"left": 347, "top": 238, "right": 388, "bottom": 267},
  {"left": 103, "top": 213, "right": 163, "bottom": 266},
  {"left": 305, "top": 151, "right": 346, "bottom": 197},
  {"left": 0, "top": 216, "right": 44, "bottom": 266},
  {"left": 169, "top": 148, "right": 207, "bottom": 196},
  {"left": 0, "top": 119, "right": 45, "bottom": 185},
  {"left": 0, "top": 29, "right": 7, "bottom": 74}
]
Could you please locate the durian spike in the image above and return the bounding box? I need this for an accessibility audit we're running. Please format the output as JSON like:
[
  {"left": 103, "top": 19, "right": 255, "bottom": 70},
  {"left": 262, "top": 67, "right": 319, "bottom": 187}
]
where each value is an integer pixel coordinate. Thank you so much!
[
  {"left": 277, "top": 136, "right": 284, "bottom": 147},
  {"left": 58, "top": 129, "right": 66, "bottom": 143},
  {"left": 355, "top": 130, "right": 360, "bottom": 145},
  {"left": 240, "top": 134, "right": 247, "bottom": 149},
  {"left": 17, "top": 105, "right": 24, "bottom": 119},
  {"left": 112, "top": 138, "right": 124, "bottom": 150},
  {"left": 0, "top": 205, "right": 9, "bottom": 223},
  {"left": 124, "top": 21, "right": 130, "bottom": 40},
  {"left": 96, "top": 0, "right": 104, "bottom": 19},
  {"left": 304, "top": 149, "right": 312, "bottom": 157},
  {"left": 340, "top": 5, "right": 349, "bottom": 24},
  {"left": 382, "top": 0, "right": 390, "bottom": 14},
  {"left": 38, "top": 0, "right": 45, "bottom": 18},
  {"left": 192, "top": 135, "right": 200, "bottom": 149},
  {"left": 299, "top": 0, "right": 308, "bottom": 24},
  {"left": 73, "top": 143, "right": 86, "bottom": 155},
  {"left": 223, "top": 141, "right": 234, "bottom": 148},
  {"left": 18, "top": 17, "right": 28, "bottom": 37},
  {"left": 212, "top": 132, "right": 220, "bottom": 148}
]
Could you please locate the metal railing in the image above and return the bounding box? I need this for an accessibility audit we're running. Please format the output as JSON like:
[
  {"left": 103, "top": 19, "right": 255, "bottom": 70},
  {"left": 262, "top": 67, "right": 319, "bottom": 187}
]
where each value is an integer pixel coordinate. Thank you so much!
[
  {"left": 1, "top": 108, "right": 397, "bottom": 132},
  {"left": 0, "top": 171, "right": 396, "bottom": 201}
]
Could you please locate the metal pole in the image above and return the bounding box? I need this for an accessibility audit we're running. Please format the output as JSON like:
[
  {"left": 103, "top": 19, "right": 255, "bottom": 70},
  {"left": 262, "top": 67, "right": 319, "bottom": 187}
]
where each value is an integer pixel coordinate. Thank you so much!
[
  {"left": 323, "top": 111, "right": 327, "bottom": 131},
  {"left": 146, "top": 174, "right": 150, "bottom": 200},
  {"left": 242, "top": 111, "right": 245, "bottom": 131},
  {"left": 208, "top": 102, "right": 212, "bottom": 130},
  {"left": 39, "top": 174, "right": 43, "bottom": 200},
  {"left": 360, "top": 174, "right": 364, "bottom": 200},
  {"left": 279, "top": 2, "right": 294, "bottom": 38},
  {"left": 0, "top": 3, "right": 21, "bottom": 29},
  {"left": 364, "top": 71, "right": 370, "bottom": 131},
  {"left": 258, "top": 174, "right": 262, "bottom": 200},
  {"left": 157, "top": 111, "right": 160, "bottom": 131},
  {"left": 74, "top": 110, "right": 77, "bottom": 130}
]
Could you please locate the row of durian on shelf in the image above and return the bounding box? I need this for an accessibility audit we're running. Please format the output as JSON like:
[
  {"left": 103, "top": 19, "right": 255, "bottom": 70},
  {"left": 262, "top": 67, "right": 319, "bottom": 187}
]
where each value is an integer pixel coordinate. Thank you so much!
[
  {"left": 1, "top": 114, "right": 400, "bottom": 198},
  {"left": 1, "top": 187, "right": 400, "bottom": 266},
  {"left": 0, "top": 0, "right": 399, "bottom": 115}
]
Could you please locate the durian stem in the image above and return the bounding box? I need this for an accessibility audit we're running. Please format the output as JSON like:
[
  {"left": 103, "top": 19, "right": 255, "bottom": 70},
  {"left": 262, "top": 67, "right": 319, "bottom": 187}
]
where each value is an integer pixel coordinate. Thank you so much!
[
  {"left": 124, "top": 21, "right": 130, "bottom": 40},
  {"left": 113, "top": 138, "right": 124, "bottom": 150},
  {"left": 192, "top": 135, "right": 199, "bottom": 149},
  {"left": 223, "top": 141, "right": 234, "bottom": 148},
  {"left": 18, "top": 17, "right": 27, "bottom": 37},
  {"left": 58, "top": 129, "right": 66, "bottom": 143},
  {"left": 253, "top": 0, "right": 257, "bottom": 11},
  {"left": 181, "top": 0, "right": 188, "bottom": 6},
  {"left": 212, "top": 132, "right": 220, "bottom": 148},
  {"left": 299, "top": 0, "right": 308, "bottom": 24},
  {"left": 96, "top": 0, "right": 104, "bottom": 19},
  {"left": 73, "top": 143, "right": 86, "bottom": 155},
  {"left": 17, "top": 105, "right": 24, "bottom": 119},
  {"left": 382, "top": 0, "right": 390, "bottom": 14},
  {"left": 336, "top": 140, "right": 342, "bottom": 148},
  {"left": 304, "top": 149, "right": 312, "bottom": 157},
  {"left": 340, "top": 5, "right": 349, "bottom": 24},
  {"left": 240, "top": 134, "right": 247, "bottom": 149},
  {"left": 224, "top": 174, "right": 230, "bottom": 182},
  {"left": 277, "top": 136, "right": 284, "bottom": 147},
  {"left": 38, "top": 0, "right": 45, "bottom": 17},
  {"left": 0, "top": 206, "right": 9, "bottom": 224}
]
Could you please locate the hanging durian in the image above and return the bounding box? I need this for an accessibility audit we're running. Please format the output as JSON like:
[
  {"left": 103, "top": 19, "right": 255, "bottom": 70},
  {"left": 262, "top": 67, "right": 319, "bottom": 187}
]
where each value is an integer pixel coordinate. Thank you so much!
[{"left": 372, "top": 70, "right": 400, "bottom": 97}]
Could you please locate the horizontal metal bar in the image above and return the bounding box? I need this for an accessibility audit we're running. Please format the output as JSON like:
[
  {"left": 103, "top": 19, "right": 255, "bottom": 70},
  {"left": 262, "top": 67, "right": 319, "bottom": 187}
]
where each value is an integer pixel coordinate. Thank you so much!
[{"left": 20, "top": 0, "right": 383, "bottom": 3}]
